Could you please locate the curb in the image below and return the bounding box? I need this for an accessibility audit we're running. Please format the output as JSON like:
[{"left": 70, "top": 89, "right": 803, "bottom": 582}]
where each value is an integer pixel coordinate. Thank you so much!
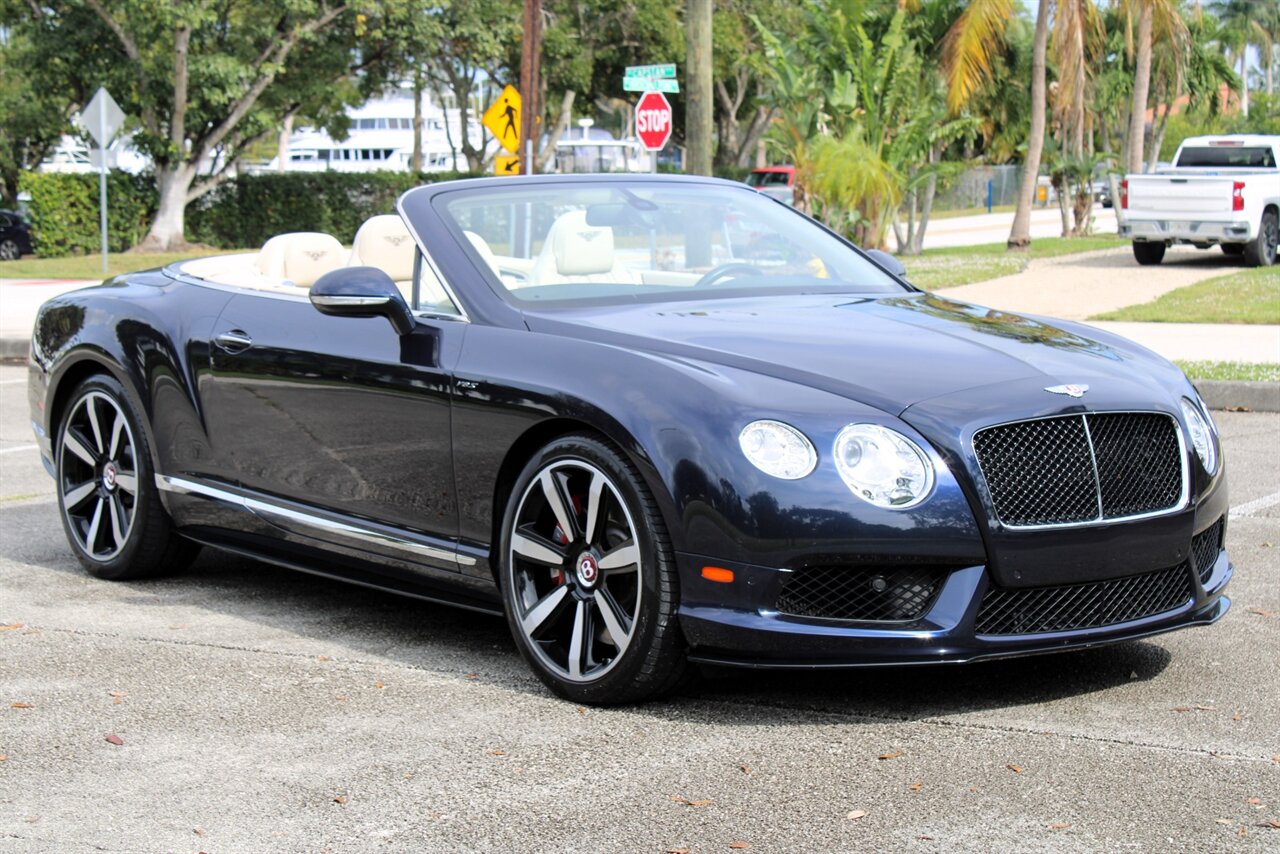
[
  {"left": 3, "top": 336, "right": 1277, "bottom": 411},
  {"left": 1195, "top": 380, "right": 1280, "bottom": 413}
]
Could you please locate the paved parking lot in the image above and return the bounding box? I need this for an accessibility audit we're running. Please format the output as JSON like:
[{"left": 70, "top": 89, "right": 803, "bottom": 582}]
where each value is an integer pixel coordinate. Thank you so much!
[{"left": 1, "top": 361, "right": 1278, "bottom": 852}]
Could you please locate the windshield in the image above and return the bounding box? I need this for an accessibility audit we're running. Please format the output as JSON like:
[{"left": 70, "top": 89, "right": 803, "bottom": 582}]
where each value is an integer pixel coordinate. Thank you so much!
[
  {"left": 437, "top": 181, "right": 906, "bottom": 307},
  {"left": 1175, "top": 146, "right": 1276, "bottom": 168}
]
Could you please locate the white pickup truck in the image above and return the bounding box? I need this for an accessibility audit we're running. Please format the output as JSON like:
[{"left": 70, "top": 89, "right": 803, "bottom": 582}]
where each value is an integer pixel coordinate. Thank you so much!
[{"left": 1119, "top": 134, "right": 1279, "bottom": 267}]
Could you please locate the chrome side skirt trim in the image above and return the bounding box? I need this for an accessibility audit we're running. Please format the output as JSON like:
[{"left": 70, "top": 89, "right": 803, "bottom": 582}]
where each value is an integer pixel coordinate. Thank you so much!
[{"left": 155, "top": 474, "right": 476, "bottom": 566}]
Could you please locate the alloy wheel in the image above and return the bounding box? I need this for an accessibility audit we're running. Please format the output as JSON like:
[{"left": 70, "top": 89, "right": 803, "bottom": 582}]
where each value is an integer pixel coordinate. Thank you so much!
[
  {"left": 58, "top": 391, "right": 139, "bottom": 561},
  {"left": 0, "top": 239, "right": 19, "bottom": 261},
  {"left": 507, "top": 459, "right": 643, "bottom": 682}
]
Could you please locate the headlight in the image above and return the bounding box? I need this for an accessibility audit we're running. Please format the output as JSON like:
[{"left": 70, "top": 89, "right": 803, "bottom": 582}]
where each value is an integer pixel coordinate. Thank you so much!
[
  {"left": 833, "top": 424, "right": 935, "bottom": 508},
  {"left": 739, "top": 420, "right": 817, "bottom": 479},
  {"left": 1180, "top": 398, "right": 1217, "bottom": 474}
]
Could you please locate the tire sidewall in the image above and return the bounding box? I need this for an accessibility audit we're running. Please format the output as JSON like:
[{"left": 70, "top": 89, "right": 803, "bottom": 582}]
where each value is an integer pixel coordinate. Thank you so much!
[
  {"left": 497, "top": 435, "right": 675, "bottom": 704},
  {"left": 0, "top": 239, "right": 18, "bottom": 261},
  {"left": 56, "top": 375, "right": 159, "bottom": 579}
]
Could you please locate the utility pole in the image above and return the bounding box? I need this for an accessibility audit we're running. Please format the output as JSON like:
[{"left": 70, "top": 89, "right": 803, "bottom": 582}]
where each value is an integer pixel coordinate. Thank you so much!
[
  {"left": 520, "top": 0, "right": 542, "bottom": 175},
  {"left": 685, "top": 0, "right": 713, "bottom": 176}
]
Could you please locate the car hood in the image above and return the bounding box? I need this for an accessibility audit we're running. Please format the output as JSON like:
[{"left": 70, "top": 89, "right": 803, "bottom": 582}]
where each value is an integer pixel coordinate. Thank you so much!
[{"left": 523, "top": 291, "right": 1182, "bottom": 415}]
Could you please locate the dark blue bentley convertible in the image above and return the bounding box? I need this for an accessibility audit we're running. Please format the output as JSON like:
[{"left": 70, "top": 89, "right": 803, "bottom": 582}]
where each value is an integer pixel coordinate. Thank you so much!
[{"left": 28, "top": 175, "right": 1231, "bottom": 703}]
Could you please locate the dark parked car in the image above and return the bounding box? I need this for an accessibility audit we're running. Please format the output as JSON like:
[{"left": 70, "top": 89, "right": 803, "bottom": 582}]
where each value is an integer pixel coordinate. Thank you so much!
[
  {"left": 0, "top": 208, "right": 34, "bottom": 260},
  {"left": 28, "top": 175, "right": 1231, "bottom": 704}
]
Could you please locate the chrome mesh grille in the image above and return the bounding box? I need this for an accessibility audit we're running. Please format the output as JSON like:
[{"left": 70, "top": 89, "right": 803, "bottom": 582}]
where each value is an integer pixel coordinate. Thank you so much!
[
  {"left": 776, "top": 566, "right": 946, "bottom": 622},
  {"left": 1192, "top": 517, "right": 1225, "bottom": 584},
  {"left": 975, "top": 563, "right": 1194, "bottom": 635},
  {"left": 973, "top": 413, "right": 1183, "bottom": 527}
]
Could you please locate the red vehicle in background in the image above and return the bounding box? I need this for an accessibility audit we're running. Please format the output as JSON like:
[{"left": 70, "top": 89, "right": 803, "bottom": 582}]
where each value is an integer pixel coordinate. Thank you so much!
[{"left": 746, "top": 165, "right": 795, "bottom": 206}]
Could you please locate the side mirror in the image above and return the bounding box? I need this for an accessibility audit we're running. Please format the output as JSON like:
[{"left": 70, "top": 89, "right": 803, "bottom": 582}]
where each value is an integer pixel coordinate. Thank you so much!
[
  {"left": 866, "top": 249, "right": 907, "bottom": 278},
  {"left": 310, "top": 266, "right": 415, "bottom": 336}
]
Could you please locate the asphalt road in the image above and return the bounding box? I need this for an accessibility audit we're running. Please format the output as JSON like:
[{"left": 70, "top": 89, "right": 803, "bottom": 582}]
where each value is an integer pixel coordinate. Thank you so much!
[{"left": 1, "top": 362, "right": 1278, "bottom": 853}]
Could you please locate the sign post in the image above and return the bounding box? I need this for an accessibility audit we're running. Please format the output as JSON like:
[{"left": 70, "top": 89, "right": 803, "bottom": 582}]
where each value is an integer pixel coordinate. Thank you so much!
[
  {"left": 635, "top": 90, "right": 673, "bottom": 172},
  {"left": 75, "top": 88, "right": 125, "bottom": 274}
]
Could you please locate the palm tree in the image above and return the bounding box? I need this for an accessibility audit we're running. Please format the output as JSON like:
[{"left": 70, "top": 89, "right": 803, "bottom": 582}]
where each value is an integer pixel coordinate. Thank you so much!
[
  {"left": 1211, "top": 0, "right": 1265, "bottom": 115},
  {"left": 1123, "top": 0, "right": 1186, "bottom": 173},
  {"left": 1052, "top": 0, "right": 1105, "bottom": 234},
  {"left": 1008, "top": 0, "right": 1050, "bottom": 249}
]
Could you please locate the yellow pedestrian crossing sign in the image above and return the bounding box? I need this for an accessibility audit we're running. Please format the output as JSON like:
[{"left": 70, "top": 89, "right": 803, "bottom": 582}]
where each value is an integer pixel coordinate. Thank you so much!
[
  {"left": 494, "top": 154, "right": 522, "bottom": 176},
  {"left": 483, "top": 85, "right": 522, "bottom": 154}
]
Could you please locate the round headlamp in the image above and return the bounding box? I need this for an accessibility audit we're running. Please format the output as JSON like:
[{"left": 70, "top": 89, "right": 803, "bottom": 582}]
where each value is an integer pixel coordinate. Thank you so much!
[
  {"left": 833, "top": 424, "right": 935, "bottom": 508},
  {"left": 739, "top": 420, "right": 817, "bottom": 480},
  {"left": 1180, "top": 398, "right": 1217, "bottom": 475}
]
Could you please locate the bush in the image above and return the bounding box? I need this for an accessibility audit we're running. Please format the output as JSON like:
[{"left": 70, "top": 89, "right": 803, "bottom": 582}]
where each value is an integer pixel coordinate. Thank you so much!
[
  {"left": 187, "top": 170, "right": 480, "bottom": 248},
  {"left": 19, "top": 171, "right": 157, "bottom": 257}
]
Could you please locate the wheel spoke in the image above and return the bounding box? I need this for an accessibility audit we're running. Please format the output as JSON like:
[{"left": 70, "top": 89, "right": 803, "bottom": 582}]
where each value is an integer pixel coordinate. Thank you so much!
[
  {"left": 108, "top": 409, "right": 126, "bottom": 459},
  {"left": 593, "top": 588, "right": 632, "bottom": 651},
  {"left": 86, "top": 397, "right": 105, "bottom": 454},
  {"left": 521, "top": 585, "right": 570, "bottom": 637},
  {"left": 512, "top": 532, "right": 565, "bottom": 566},
  {"left": 63, "top": 431, "right": 97, "bottom": 466},
  {"left": 84, "top": 497, "right": 105, "bottom": 554},
  {"left": 63, "top": 480, "right": 97, "bottom": 510},
  {"left": 583, "top": 472, "right": 605, "bottom": 545},
  {"left": 598, "top": 541, "right": 639, "bottom": 574},
  {"left": 113, "top": 471, "right": 137, "bottom": 495},
  {"left": 108, "top": 495, "right": 127, "bottom": 550},
  {"left": 567, "top": 599, "right": 589, "bottom": 679},
  {"left": 540, "top": 470, "right": 576, "bottom": 541}
]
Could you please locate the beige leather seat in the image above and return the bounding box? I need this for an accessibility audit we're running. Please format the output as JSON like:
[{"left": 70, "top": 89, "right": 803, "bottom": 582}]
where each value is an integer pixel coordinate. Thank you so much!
[
  {"left": 349, "top": 215, "right": 449, "bottom": 308},
  {"left": 529, "top": 210, "right": 642, "bottom": 287},
  {"left": 256, "top": 232, "right": 345, "bottom": 287}
]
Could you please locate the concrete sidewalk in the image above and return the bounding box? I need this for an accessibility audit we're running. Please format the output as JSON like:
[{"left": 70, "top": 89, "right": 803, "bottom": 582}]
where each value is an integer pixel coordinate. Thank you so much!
[{"left": 1, "top": 278, "right": 99, "bottom": 358}]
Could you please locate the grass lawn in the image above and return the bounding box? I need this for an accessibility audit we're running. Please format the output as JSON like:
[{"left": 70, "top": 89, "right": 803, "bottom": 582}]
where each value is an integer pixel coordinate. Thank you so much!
[
  {"left": 902, "top": 235, "right": 1127, "bottom": 290},
  {"left": 1177, "top": 360, "right": 1280, "bottom": 383},
  {"left": 1089, "top": 267, "right": 1280, "bottom": 325},
  {"left": 0, "top": 247, "right": 245, "bottom": 280}
]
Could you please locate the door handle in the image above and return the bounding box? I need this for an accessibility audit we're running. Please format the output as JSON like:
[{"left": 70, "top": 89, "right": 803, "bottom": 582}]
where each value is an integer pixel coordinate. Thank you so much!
[{"left": 214, "top": 329, "right": 253, "bottom": 353}]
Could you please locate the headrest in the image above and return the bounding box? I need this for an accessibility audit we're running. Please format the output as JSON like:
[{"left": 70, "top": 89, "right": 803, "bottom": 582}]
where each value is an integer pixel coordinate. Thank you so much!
[
  {"left": 349, "top": 215, "right": 416, "bottom": 282},
  {"left": 549, "top": 210, "right": 615, "bottom": 276},
  {"left": 464, "top": 230, "right": 498, "bottom": 266},
  {"left": 282, "top": 234, "right": 344, "bottom": 287}
]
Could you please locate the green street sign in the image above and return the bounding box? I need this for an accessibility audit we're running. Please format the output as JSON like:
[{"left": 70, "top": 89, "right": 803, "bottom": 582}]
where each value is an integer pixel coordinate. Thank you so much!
[
  {"left": 624, "top": 63, "right": 676, "bottom": 80},
  {"left": 623, "top": 77, "right": 680, "bottom": 93}
]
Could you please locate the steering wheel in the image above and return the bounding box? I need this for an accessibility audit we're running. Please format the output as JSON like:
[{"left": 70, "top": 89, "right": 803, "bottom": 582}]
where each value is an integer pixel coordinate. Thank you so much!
[{"left": 693, "top": 262, "right": 765, "bottom": 288}]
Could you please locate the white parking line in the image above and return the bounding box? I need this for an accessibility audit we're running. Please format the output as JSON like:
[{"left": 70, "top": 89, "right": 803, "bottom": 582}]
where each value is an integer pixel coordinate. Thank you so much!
[
  {"left": 1230, "top": 490, "right": 1280, "bottom": 520},
  {"left": 0, "top": 444, "right": 38, "bottom": 455}
]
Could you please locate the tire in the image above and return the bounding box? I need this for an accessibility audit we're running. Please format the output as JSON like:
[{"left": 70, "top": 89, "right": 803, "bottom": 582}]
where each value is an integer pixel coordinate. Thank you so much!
[
  {"left": 1221, "top": 243, "right": 1245, "bottom": 257},
  {"left": 55, "top": 374, "right": 199, "bottom": 580},
  {"left": 1243, "top": 210, "right": 1278, "bottom": 268},
  {"left": 1132, "top": 241, "right": 1165, "bottom": 265},
  {"left": 0, "top": 239, "right": 19, "bottom": 261},
  {"left": 498, "top": 434, "right": 686, "bottom": 704}
]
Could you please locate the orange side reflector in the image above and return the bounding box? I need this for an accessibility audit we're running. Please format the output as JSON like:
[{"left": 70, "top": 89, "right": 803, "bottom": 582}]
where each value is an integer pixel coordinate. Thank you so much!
[{"left": 701, "top": 566, "right": 734, "bottom": 583}]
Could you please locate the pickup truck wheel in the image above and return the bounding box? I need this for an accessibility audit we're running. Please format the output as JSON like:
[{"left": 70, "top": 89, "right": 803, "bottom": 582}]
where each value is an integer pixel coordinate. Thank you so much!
[
  {"left": 1243, "top": 210, "right": 1278, "bottom": 267},
  {"left": 1132, "top": 242, "right": 1165, "bottom": 266},
  {"left": 1221, "top": 244, "right": 1245, "bottom": 257}
]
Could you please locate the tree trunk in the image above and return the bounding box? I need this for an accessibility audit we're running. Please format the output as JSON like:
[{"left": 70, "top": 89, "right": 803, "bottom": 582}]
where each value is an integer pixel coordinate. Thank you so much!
[
  {"left": 1147, "top": 96, "right": 1172, "bottom": 173},
  {"left": 685, "top": 0, "right": 713, "bottom": 176},
  {"left": 910, "top": 149, "right": 940, "bottom": 255},
  {"left": 1239, "top": 52, "right": 1250, "bottom": 117},
  {"left": 411, "top": 72, "right": 425, "bottom": 173},
  {"left": 536, "top": 90, "right": 575, "bottom": 172},
  {"left": 1127, "top": 2, "right": 1153, "bottom": 174},
  {"left": 1009, "top": 0, "right": 1050, "bottom": 249},
  {"left": 276, "top": 113, "right": 293, "bottom": 174},
  {"left": 137, "top": 164, "right": 195, "bottom": 251},
  {"left": 1055, "top": 170, "right": 1071, "bottom": 236}
]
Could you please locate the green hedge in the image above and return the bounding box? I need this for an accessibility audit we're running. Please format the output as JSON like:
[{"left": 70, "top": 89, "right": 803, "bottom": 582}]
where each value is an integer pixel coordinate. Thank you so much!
[
  {"left": 19, "top": 171, "right": 157, "bottom": 257},
  {"left": 188, "top": 170, "right": 479, "bottom": 248}
]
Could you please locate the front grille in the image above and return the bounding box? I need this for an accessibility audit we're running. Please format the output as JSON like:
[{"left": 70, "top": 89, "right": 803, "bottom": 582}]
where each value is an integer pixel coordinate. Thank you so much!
[
  {"left": 1192, "top": 517, "right": 1225, "bottom": 584},
  {"left": 777, "top": 566, "right": 947, "bottom": 622},
  {"left": 975, "top": 563, "right": 1194, "bottom": 635},
  {"left": 974, "top": 412, "right": 1184, "bottom": 527}
]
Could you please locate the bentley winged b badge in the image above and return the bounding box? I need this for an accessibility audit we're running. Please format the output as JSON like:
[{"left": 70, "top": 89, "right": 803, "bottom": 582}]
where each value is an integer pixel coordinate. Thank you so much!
[{"left": 1045, "top": 384, "right": 1090, "bottom": 398}]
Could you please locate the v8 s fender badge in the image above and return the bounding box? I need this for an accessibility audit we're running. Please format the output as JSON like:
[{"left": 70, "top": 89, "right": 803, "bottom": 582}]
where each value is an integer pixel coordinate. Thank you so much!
[{"left": 1045, "top": 384, "right": 1089, "bottom": 398}]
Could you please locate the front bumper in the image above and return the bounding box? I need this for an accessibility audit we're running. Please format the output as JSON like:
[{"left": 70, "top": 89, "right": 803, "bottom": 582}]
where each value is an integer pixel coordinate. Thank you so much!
[
  {"left": 676, "top": 550, "right": 1231, "bottom": 669},
  {"left": 1120, "top": 219, "right": 1253, "bottom": 244}
]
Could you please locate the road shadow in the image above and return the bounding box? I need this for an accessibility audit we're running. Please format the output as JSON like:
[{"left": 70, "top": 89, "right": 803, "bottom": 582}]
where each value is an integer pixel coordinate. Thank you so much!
[{"left": 5, "top": 498, "right": 1176, "bottom": 722}]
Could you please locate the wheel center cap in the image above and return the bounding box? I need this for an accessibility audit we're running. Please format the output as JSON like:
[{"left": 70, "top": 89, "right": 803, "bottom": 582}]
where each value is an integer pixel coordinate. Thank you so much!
[
  {"left": 575, "top": 552, "right": 600, "bottom": 588},
  {"left": 101, "top": 461, "right": 118, "bottom": 491}
]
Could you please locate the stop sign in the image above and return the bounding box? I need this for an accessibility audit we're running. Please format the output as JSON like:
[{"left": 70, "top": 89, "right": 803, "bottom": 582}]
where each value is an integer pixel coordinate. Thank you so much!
[{"left": 635, "top": 91, "right": 673, "bottom": 151}]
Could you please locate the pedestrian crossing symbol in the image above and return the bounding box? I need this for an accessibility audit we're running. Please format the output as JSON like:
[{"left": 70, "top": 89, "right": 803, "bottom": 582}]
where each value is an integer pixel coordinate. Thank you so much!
[{"left": 483, "top": 85, "right": 523, "bottom": 155}]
